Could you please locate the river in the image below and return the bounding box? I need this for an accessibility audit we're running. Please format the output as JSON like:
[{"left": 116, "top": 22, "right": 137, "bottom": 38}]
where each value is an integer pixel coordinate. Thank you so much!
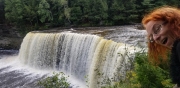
[{"left": 0, "top": 25, "right": 147, "bottom": 88}]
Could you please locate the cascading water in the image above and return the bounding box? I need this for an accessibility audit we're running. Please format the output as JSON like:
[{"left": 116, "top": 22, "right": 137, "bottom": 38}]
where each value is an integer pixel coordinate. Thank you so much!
[
  {"left": 0, "top": 26, "right": 146, "bottom": 88},
  {"left": 16, "top": 32, "right": 140, "bottom": 88}
]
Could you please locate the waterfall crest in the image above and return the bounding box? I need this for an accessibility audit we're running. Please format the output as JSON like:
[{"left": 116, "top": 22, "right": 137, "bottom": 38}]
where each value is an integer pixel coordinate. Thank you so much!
[{"left": 18, "top": 32, "right": 140, "bottom": 88}]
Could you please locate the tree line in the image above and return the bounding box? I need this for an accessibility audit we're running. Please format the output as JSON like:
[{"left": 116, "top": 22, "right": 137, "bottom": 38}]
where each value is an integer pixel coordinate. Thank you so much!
[{"left": 0, "top": 0, "right": 180, "bottom": 31}]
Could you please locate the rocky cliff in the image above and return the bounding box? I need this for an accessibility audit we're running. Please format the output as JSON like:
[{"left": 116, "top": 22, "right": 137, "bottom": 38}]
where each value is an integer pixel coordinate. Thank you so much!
[{"left": 0, "top": 24, "right": 23, "bottom": 50}]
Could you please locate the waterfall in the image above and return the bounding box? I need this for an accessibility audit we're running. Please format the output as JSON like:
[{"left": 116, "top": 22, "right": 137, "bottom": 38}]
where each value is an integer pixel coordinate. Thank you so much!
[{"left": 18, "top": 32, "right": 140, "bottom": 88}]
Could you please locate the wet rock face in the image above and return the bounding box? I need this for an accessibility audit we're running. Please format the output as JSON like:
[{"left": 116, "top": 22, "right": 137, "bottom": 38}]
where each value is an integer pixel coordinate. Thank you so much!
[
  {"left": 0, "top": 25, "right": 23, "bottom": 50},
  {"left": 0, "top": 25, "right": 146, "bottom": 50},
  {"left": 0, "top": 24, "right": 21, "bottom": 37},
  {"left": 0, "top": 37, "right": 22, "bottom": 50}
]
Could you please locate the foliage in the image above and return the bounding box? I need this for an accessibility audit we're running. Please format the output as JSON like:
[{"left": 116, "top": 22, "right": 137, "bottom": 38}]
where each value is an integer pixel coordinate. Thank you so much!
[
  {"left": 5, "top": 0, "right": 23, "bottom": 24},
  {"left": 0, "top": 0, "right": 5, "bottom": 24},
  {"left": 38, "top": 72, "right": 70, "bottom": 88},
  {"left": 2, "top": 0, "right": 180, "bottom": 33},
  {"left": 4, "top": 0, "right": 67, "bottom": 31},
  {"left": 38, "top": 0, "right": 52, "bottom": 23},
  {"left": 102, "top": 50, "right": 174, "bottom": 88},
  {"left": 134, "top": 52, "right": 173, "bottom": 88},
  {"left": 108, "top": 0, "right": 138, "bottom": 25}
]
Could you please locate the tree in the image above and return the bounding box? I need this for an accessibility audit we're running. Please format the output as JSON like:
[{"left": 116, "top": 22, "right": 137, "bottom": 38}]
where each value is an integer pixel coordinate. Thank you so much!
[
  {"left": 4, "top": 0, "right": 70, "bottom": 30},
  {"left": 165, "top": 0, "right": 180, "bottom": 7},
  {"left": 69, "top": 0, "right": 88, "bottom": 26},
  {"left": 108, "top": 0, "right": 138, "bottom": 25},
  {"left": 122, "top": 0, "right": 138, "bottom": 23},
  {"left": 5, "top": 0, "right": 24, "bottom": 24},
  {"left": 38, "top": 0, "right": 52, "bottom": 23},
  {"left": 4, "top": 0, "right": 180, "bottom": 29},
  {"left": 88, "top": 0, "right": 108, "bottom": 26},
  {"left": 0, "top": 0, "right": 5, "bottom": 24},
  {"left": 45, "top": 0, "right": 65, "bottom": 27}
]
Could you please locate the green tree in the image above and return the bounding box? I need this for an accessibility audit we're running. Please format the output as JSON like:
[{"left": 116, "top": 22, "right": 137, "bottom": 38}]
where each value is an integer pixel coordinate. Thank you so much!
[
  {"left": 140, "top": 0, "right": 166, "bottom": 12},
  {"left": 46, "top": 0, "right": 65, "bottom": 27},
  {"left": 38, "top": 0, "right": 52, "bottom": 23},
  {"left": 122, "top": 0, "right": 138, "bottom": 23},
  {"left": 4, "top": 0, "right": 180, "bottom": 29},
  {"left": 43, "top": 0, "right": 71, "bottom": 27},
  {"left": 69, "top": 0, "right": 81, "bottom": 26},
  {"left": 165, "top": 0, "right": 180, "bottom": 7},
  {"left": 4, "top": 0, "right": 70, "bottom": 31},
  {"left": 69, "top": 0, "right": 108, "bottom": 26},
  {"left": 135, "top": 0, "right": 156, "bottom": 22},
  {"left": 5, "top": 0, "right": 23, "bottom": 24},
  {"left": 61, "top": 0, "right": 71, "bottom": 26},
  {"left": 108, "top": 0, "right": 137, "bottom": 25},
  {"left": 5, "top": 0, "right": 42, "bottom": 30},
  {"left": 88, "top": 0, "right": 108, "bottom": 26},
  {"left": 0, "top": 0, "right": 5, "bottom": 24}
]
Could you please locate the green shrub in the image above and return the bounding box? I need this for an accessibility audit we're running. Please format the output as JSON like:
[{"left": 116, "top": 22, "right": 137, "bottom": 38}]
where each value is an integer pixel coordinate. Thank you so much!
[
  {"left": 134, "top": 52, "right": 173, "bottom": 88},
  {"left": 102, "top": 50, "right": 174, "bottom": 88},
  {"left": 38, "top": 72, "right": 70, "bottom": 88}
]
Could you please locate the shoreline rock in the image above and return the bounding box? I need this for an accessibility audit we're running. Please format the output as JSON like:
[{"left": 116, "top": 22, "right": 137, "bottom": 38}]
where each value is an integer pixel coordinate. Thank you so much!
[
  {"left": 0, "top": 24, "right": 23, "bottom": 50},
  {"left": 0, "top": 37, "right": 23, "bottom": 50},
  {"left": 0, "top": 24, "right": 145, "bottom": 50}
]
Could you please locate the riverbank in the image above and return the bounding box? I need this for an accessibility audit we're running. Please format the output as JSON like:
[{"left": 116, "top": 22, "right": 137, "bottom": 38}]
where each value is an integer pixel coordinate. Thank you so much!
[
  {"left": 0, "top": 37, "right": 23, "bottom": 50},
  {"left": 0, "top": 24, "right": 23, "bottom": 50},
  {"left": 0, "top": 24, "right": 145, "bottom": 50}
]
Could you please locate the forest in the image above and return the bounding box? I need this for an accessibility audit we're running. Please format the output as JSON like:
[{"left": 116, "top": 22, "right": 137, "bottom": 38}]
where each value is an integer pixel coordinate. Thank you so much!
[
  {"left": 0, "top": 0, "right": 180, "bottom": 31},
  {"left": 0, "top": 0, "right": 180, "bottom": 87}
]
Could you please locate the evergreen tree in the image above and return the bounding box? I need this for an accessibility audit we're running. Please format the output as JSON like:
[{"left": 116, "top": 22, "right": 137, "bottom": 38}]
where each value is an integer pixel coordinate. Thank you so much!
[
  {"left": 5, "top": 0, "right": 24, "bottom": 24},
  {"left": 0, "top": 0, "right": 5, "bottom": 24},
  {"left": 4, "top": 0, "right": 180, "bottom": 29},
  {"left": 4, "top": 0, "right": 70, "bottom": 29},
  {"left": 69, "top": 0, "right": 84, "bottom": 26},
  {"left": 123, "top": 0, "right": 138, "bottom": 23},
  {"left": 109, "top": 0, "right": 137, "bottom": 25},
  {"left": 88, "top": 0, "right": 108, "bottom": 26},
  {"left": 165, "top": 0, "right": 180, "bottom": 7},
  {"left": 46, "top": 0, "right": 65, "bottom": 27},
  {"left": 38, "top": 0, "right": 52, "bottom": 23}
]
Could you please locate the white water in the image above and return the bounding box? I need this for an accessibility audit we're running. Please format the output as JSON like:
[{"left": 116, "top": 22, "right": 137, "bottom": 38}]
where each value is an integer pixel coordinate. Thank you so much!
[{"left": 0, "top": 31, "right": 141, "bottom": 88}]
